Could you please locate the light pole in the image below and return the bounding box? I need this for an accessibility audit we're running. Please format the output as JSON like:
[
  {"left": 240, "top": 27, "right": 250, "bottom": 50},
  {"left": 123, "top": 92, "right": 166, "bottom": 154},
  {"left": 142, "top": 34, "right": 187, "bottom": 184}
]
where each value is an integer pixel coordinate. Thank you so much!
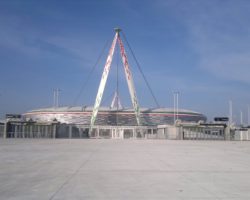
[
  {"left": 53, "top": 88, "right": 61, "bottom": 108},
  {"left": 248, "top": 105, "right": 250, "bottom": 125},
  {"left": 173, "top": 92, "right": 176, "bottom": 123},
  {"left": 240, "top": 110, "right": 243, "bottom": 126},
  {"left": 173, "top": 92, "right": 180, "bottom": 124},
  {"left": 176, "top": 92, "right": 179, "bottom": 121},
  {"left": 56, "top": 89, "right": 61, "bottom": 108},
  {"left": 229, "top": 100, "right": 233, "bottom": 126},
  {"left": 53, "top": 89, "right": 56, "bottom": 108}
]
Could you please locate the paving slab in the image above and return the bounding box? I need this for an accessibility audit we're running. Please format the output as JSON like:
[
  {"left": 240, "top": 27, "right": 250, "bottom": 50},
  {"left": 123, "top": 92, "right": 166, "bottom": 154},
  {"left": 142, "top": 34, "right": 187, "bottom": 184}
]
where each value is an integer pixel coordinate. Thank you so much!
[{"left": 0, "top": 139, "right": 250, "bottom": 199}]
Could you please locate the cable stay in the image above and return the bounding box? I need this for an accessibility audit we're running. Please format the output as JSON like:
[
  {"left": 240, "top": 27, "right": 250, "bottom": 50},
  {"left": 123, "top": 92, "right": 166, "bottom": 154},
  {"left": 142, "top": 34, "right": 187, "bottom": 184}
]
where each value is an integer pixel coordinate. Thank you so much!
[
  {"left": 72, "top": 38, "right": 111, "bottom": 106},
  {"left": 121, "top": 31, "right": 160, "bottom": 108}
]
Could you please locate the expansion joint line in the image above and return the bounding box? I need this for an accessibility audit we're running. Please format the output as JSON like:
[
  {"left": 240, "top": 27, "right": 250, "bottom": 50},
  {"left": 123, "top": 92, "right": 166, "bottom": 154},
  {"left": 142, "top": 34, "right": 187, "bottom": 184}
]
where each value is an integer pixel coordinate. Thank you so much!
[{"left": 49, "top": 147, "right": 100, "bottom": 200}]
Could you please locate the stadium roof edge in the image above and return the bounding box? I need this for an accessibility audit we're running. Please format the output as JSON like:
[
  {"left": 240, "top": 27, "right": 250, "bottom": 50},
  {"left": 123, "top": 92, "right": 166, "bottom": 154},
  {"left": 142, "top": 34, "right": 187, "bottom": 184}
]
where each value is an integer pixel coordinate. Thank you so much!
[{"left": 25, "top": 106, "right": 202, "bottom": 115}]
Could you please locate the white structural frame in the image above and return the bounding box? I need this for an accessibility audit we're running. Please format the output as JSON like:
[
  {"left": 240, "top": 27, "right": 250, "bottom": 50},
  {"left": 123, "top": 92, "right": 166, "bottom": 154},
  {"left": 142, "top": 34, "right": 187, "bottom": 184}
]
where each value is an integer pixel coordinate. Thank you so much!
[{"left": 90, "top": 29, "right": 141, "bottom": 130}]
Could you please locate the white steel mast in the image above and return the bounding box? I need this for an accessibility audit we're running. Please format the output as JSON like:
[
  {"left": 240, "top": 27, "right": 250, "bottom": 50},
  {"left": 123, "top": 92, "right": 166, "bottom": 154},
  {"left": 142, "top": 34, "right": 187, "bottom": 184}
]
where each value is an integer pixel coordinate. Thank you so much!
[
  {"left": 90, "top": 28, "right": 141, "bottom": 131},
  {"left": 90, "top": 31, "right": 118, "bottom": 129},
  {"left": 117, "top": 29, "right": 141, "bottom": 125}
]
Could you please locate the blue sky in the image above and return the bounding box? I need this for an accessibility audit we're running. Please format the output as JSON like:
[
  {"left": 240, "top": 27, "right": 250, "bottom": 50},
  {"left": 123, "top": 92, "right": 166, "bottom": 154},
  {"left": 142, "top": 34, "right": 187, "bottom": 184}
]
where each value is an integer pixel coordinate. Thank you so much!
[{"left": 0, "top": 0, "right": 250, "bottom": 123}]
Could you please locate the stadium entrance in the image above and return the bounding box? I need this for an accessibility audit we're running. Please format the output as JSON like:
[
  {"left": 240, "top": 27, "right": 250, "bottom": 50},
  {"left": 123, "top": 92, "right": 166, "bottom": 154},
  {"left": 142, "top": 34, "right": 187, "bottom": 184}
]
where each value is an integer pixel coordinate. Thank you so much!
[{"left": 89, "top": 125, "right": 157, "bottom": 139}]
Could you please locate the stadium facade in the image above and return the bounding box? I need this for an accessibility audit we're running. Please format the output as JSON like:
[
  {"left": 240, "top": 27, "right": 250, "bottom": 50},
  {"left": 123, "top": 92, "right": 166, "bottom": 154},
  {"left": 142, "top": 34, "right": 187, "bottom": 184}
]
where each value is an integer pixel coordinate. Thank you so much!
[
  {"left": 23, "top": 106, "right": 206, "bottom": 126},
  {"left": 21, "top": 106, "right": 206, "bottom": 139}
]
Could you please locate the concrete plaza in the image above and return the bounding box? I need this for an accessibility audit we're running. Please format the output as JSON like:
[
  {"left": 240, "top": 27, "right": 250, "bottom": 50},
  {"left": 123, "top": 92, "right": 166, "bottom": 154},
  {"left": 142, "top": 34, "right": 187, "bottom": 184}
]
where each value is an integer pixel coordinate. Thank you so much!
[{"left": 0, "top": 139, "right": 250, "bottom": 200}]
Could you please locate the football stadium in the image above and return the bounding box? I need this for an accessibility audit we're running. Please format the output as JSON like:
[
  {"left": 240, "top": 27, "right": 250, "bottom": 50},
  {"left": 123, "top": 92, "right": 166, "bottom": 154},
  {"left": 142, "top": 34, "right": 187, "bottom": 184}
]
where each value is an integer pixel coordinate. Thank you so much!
[
  {"left": 23, "top": 28, "right": 206, "bottom": 126},
  {"left": 13, "top": 28, "right": 208, "bottom": 139},
  {"left": 23, "top": 106, "right": 206, "bottom": 126}
]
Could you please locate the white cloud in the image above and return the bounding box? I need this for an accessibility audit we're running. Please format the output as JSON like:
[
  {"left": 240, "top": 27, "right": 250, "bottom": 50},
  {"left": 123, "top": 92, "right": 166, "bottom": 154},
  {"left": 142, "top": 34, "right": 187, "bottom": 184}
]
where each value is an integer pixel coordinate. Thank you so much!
[
  {"left": 179, "top": 0, "right": 250, "bottom": 84},
  {"left": 156, "top": 0, "right": 250, "bottom": 84},
  {"left": 200, "top": 52, "right": 250, "bottom": 83}
]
